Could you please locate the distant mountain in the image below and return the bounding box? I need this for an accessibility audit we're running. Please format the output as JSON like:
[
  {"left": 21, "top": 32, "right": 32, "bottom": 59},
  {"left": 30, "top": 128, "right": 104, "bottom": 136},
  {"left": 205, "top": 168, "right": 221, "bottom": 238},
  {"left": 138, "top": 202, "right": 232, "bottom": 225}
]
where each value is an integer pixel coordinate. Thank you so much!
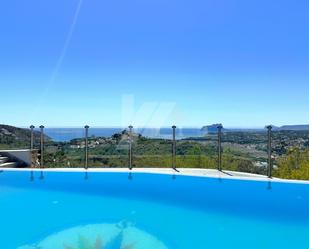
[
  {"left": 277, "top": 125, "right": 309, "bottom": 131},
  {"left": 0, "top": 124, "right": 50, "bottom": 147},
  {"left": 201, "top": 124, "right": 309, "bottom": 133},
  {"left": 201, "top": 124, "right": 226, "bottom": 134}
]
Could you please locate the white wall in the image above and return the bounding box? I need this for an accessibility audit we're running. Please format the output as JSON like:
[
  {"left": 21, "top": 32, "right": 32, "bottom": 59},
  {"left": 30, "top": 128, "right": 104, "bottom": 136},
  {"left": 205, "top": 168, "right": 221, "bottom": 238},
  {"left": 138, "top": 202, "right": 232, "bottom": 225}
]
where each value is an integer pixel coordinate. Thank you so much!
[{"left": 0, "top": 150, "right": 33, "bottom": 166}]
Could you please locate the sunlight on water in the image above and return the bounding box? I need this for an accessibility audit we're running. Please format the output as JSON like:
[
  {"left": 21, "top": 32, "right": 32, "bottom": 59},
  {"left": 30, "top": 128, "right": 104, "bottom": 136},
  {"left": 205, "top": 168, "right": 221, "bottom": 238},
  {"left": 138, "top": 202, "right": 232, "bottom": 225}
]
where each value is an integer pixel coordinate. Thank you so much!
[{"left": 18, "top": 223, "right": 168, "bottom": 249}]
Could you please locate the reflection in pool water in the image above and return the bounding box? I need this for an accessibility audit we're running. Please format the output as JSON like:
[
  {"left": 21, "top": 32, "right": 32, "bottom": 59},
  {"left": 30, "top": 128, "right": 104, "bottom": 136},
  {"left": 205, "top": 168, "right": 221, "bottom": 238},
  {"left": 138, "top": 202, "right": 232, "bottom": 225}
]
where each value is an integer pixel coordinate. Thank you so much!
[{"left": 18, "top": 222, "right": 168, "bottom": 249}]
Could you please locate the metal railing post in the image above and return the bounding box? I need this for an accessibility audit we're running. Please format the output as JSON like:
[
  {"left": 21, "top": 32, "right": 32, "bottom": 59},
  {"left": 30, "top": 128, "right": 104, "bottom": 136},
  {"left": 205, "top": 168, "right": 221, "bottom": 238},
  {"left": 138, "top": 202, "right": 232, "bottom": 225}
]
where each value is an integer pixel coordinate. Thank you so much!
[
  {"left": 217, "top": 124, "right": 223, "bottom": 171},
  {"left": 84, "top": 125, "right": 89, "bottom": 169},
  {"left": 266, "top": 125, "right": 273, "bottom": 178},
  {"left": 30, "top": 125, "right": 35, "bottom": 150},
  {"left": 172, "top": 125, "right": 176, "bottom": 170},
  {"left": 39, "top": 125, "right": 44, "bottom": 168},
  {"left": 128, "top": 125, "right": 133, "bottom": 170}
]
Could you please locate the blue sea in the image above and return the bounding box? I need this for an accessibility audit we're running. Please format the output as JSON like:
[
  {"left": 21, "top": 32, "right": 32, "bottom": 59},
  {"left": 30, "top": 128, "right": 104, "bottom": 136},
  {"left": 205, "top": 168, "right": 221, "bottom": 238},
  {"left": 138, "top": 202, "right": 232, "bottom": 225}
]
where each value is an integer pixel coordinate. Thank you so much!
[{"left": 42, "top": 128, "right": 207, "bottom": 141}]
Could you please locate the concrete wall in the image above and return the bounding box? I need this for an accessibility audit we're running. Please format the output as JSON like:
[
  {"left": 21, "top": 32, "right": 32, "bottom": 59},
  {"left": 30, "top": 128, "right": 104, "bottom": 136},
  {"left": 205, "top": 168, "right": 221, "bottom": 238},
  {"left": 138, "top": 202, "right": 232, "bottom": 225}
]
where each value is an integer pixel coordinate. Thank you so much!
[{"left": 0, "top": 150, "right": 36, "bottom": 167}]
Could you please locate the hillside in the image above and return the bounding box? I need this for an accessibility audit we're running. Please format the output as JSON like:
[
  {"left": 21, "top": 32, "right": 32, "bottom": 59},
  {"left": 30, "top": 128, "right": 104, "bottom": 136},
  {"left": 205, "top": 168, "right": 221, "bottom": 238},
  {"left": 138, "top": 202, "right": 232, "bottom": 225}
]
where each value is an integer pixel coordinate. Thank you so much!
[
  {"left": 201, "top": 124, "right": 309, "bottom": 133},
  {"left": 0, "top": 124, "right": 50, "bottom": 149},
  {"left": 279, "top": 125, "right": 309, "bottom": 131}
]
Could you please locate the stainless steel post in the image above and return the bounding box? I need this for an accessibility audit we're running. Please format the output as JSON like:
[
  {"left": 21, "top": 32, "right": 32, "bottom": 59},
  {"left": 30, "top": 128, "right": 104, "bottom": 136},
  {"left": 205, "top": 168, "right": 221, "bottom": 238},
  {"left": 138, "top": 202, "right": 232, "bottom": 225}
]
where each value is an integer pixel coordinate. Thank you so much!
[
  {"left": 172, "top": 125, "right": 176, "bottom": 170},
  {"left": 129, "top": 125, "right": 133, "bottom": 170},
  {"left": 30, "top": 125, "right": 35, "bottom": 150},
  {"left": 217, "top": 124, "right": 223, "bottom": 171},
  {"left": 39, "top": 125, "right": 44, "bottom": 168},
  {"left": 84, "top": 125, "right": 89, "bottom": 169},
  {"left": 266, "top": 125, "right": 273, "bottom": 178}
]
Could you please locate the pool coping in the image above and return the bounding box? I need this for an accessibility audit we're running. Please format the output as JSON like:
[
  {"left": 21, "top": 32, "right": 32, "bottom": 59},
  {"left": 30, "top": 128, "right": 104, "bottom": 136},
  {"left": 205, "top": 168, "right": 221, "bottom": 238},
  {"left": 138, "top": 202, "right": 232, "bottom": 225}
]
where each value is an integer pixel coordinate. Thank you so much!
[{"left": 1, "top": 167, "right": 309, "bottom": 184}]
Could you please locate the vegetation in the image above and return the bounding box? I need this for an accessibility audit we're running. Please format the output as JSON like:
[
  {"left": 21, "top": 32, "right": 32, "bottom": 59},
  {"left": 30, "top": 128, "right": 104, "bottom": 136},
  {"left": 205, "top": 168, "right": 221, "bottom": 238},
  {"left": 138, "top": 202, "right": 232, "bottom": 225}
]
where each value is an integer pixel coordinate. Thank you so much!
[
  {"left": 274, "top": 148, "right": 309, "bottom": 180},
  {"left": 1, "top": 124, "right": 309, "bottom": 180},
  {"left": 0, "top": 124, "right": 49, "bottom": 149},
  {"left": 41, "top": 130, "right": 264, "bottom": 176}
]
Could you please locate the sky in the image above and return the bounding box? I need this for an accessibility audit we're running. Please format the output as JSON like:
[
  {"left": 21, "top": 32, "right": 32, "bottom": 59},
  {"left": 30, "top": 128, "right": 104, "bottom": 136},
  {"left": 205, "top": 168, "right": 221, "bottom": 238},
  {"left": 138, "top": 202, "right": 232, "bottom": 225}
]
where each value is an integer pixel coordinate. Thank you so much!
[{"left": 0, "top": 0, "right": 308, "bottom": 128}]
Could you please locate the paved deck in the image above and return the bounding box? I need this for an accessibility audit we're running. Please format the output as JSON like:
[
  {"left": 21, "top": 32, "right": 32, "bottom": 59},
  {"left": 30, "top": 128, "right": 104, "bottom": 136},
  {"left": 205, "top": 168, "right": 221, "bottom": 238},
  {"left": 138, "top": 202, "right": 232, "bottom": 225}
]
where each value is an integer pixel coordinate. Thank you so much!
[{"left": 1, "top": 167, "right": 308, "bottom": 184}]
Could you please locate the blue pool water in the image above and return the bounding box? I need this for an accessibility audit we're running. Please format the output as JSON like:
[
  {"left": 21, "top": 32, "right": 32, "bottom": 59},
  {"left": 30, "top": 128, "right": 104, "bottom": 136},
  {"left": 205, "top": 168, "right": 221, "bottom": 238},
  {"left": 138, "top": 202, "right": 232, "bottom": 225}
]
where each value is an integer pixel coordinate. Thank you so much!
[{"left": 0, "top": 170, "right": 309, "bottom": 249}]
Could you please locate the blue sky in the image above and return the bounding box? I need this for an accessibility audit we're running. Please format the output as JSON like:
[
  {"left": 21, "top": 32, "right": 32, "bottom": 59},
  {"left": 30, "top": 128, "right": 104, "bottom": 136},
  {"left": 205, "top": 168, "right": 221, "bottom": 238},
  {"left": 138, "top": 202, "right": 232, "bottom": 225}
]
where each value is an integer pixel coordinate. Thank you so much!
[{"left": 0, "top": 0, "right": 308, "bottom": 128}]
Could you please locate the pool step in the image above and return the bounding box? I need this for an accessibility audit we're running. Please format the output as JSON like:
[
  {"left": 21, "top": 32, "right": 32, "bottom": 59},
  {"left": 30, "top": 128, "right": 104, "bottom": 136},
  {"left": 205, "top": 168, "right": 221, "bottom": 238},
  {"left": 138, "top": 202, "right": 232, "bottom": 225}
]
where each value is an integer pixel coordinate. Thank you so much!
[
  {"left": 0, "top": 154, "right": 18, "bottom": 168},
  {"left": 0, "top": 162, "right": 18, "bottom": 168},
  {"left": 0, "top": 156, "right": 9, "bottom": 164}
]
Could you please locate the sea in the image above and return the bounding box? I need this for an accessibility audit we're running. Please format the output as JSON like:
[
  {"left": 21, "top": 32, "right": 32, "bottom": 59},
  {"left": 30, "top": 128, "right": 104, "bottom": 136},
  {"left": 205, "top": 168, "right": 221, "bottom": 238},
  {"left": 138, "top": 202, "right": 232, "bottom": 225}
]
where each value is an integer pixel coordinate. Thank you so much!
[{"left": 42, "top": 128, "right": 207, "bottom": 142}]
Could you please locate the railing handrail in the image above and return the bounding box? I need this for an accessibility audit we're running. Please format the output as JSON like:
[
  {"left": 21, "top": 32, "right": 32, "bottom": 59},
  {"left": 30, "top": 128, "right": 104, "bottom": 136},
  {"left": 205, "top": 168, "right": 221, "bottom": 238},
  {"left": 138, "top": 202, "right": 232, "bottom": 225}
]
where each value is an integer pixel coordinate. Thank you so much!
[{"left": 25, "top": 124, "right": 277, "bottom": 178}]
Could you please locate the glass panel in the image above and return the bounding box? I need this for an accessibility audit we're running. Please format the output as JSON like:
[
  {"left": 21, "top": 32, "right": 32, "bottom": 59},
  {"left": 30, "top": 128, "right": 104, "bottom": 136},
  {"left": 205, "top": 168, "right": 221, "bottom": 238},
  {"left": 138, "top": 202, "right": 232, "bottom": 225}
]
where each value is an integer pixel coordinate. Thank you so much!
[
  {"left": 274, "top": 130, "right": 309, "bottom": 180},
  {"left": 42, "top": 127, "right": 84, "bottom": 168},
  {"left": 2, "top": 124, "right": 307, "bottom": 180},
  {"left": 87, "top": 128, "right": 128, "bottom": 168},
  {"left": 130, "top": 127, "right": 217, "bottom": 169},
  {"left": 175, "top": 130, "right": 217, "bottom": 169},
  {"left": 133, "top": 127, "right": 172, "bottom": 168},
  {"left": 219, "top": 126, "right": 268, "bottom": 176}
]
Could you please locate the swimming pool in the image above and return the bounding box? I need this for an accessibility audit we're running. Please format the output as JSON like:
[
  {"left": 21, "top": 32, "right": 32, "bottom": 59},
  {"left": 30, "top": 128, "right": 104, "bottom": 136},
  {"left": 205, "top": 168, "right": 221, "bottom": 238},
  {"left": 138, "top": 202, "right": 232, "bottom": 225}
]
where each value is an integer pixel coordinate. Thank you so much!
[{"left": 0, "top": 170, "right": 308, "bottom": 249}]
